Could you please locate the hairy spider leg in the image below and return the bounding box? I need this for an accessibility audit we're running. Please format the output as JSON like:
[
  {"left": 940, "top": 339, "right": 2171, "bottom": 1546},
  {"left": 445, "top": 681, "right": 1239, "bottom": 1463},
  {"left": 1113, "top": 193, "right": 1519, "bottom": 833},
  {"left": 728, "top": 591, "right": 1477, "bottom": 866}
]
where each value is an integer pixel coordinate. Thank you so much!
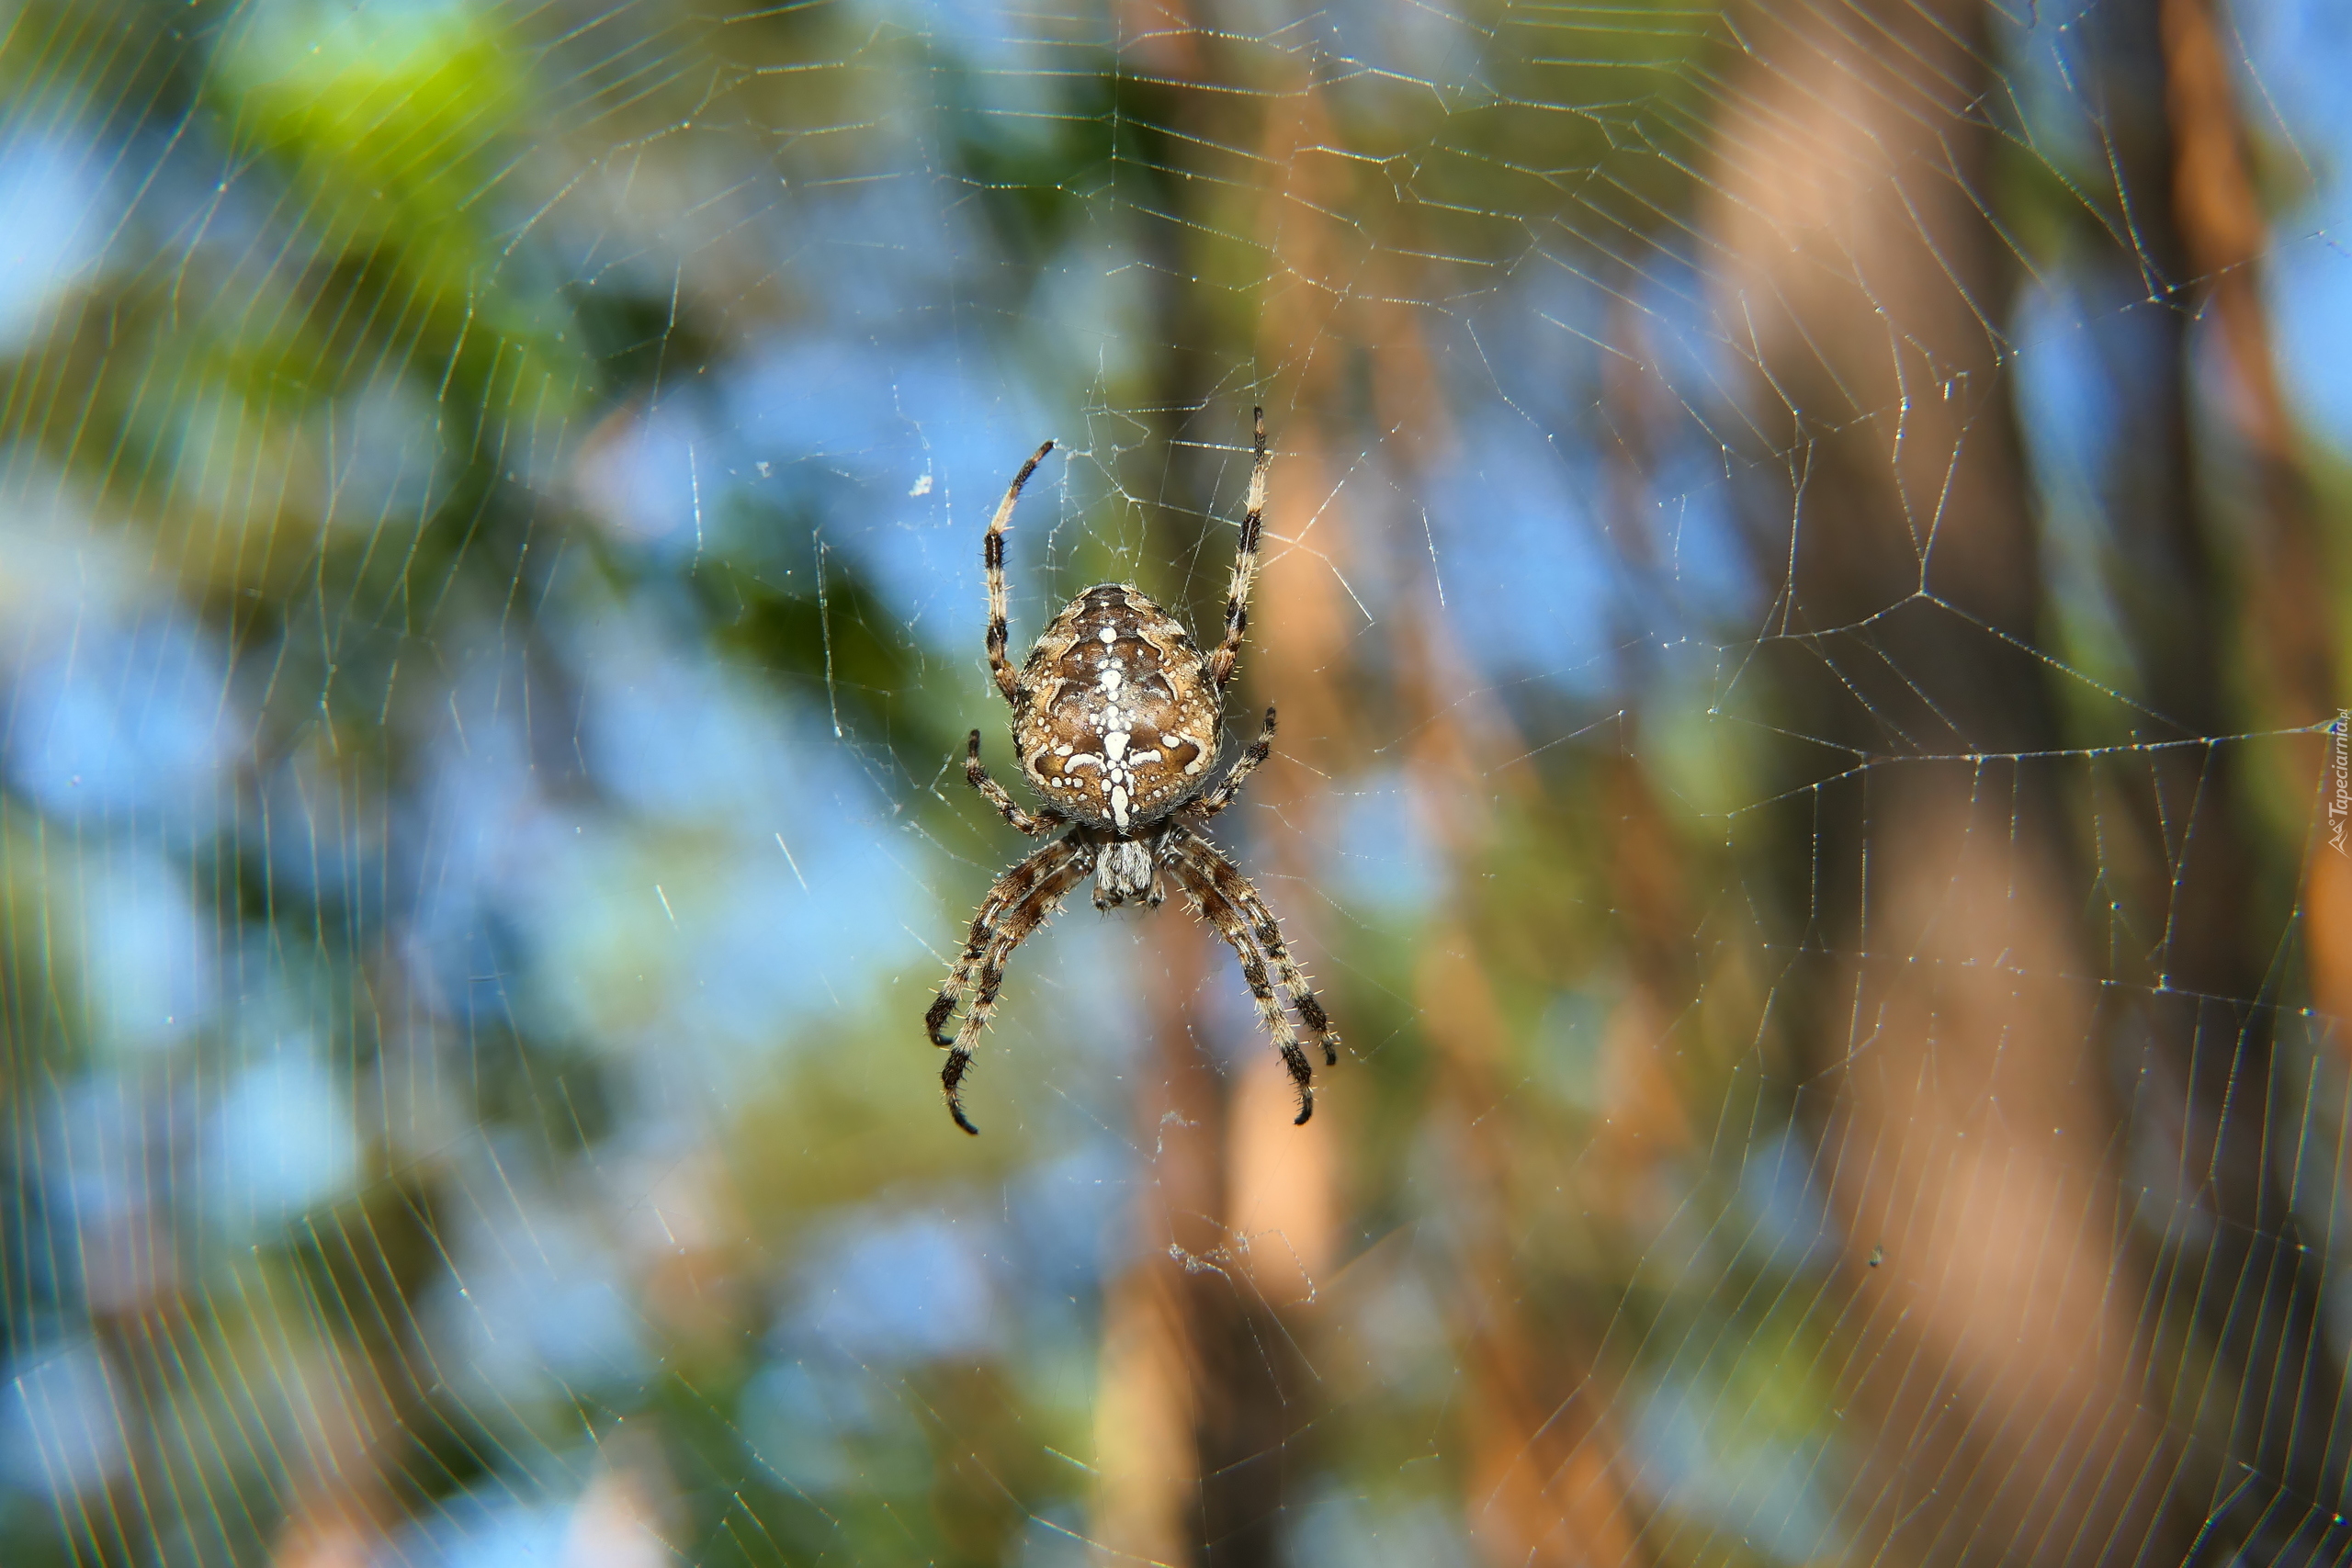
[
  {"left": 1183, "top": 705, "right": 1276, "bottom": 822},
  {"left": 1169, "top": 850, "right": 1317, "bottom": 1123},
  {"left": 939, "top": 843, "right": 1094, "bottom": 1134},
  {"left": 985, "top": 439, "right": 1057, "bottom": 705},
  {"left": 965, "top": 730, "right": 1065, "bottom": 837},
  {"left": 926, "top": 836, "right": 1084, "bottom": 1048},
  {"left": 1204, "top": 407, "right": 1268, "bottom": 696},
  {"left": 1174, "top": 827, "right": 1340, "bottom": 1068}
]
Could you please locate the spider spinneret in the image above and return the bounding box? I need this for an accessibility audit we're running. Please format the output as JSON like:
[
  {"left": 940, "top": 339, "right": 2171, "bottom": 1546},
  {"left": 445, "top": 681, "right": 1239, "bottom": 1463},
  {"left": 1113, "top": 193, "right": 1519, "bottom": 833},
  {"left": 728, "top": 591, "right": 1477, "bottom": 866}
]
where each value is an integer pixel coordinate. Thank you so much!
[{"left": 924, "top": 410, "right": 1341, "bottom": 1135}]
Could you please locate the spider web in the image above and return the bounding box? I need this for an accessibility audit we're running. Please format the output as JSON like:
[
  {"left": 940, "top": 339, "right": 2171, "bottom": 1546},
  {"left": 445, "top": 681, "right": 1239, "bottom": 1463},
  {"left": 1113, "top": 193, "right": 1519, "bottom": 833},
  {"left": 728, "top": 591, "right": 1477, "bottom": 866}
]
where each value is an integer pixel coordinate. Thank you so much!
[{"left": 2, "top": 0, "right": 2349, "bottom": 1563}]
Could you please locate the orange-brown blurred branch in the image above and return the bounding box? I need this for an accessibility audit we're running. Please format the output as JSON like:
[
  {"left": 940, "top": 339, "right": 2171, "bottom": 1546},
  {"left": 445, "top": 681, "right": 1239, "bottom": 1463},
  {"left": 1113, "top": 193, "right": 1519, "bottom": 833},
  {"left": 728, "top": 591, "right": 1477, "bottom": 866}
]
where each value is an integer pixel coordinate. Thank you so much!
[
  {"left": 1396, "top": 608, "right": 1656, "bottom": 1568},
  {"left": 2160, "top": 0, "right": 2349, "bottom": 1044}
]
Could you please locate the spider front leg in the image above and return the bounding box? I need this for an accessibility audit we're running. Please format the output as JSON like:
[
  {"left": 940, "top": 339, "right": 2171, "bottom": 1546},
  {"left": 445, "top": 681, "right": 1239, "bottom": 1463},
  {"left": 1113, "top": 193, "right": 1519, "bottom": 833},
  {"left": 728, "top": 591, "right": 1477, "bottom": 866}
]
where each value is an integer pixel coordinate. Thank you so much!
[
  {"left": 930, "top": 838, "right": 1092, "bottom": 1134},
  {"left": 1184, "top": 705, "right": 1276, "bottom": 823},
  {"left": 927, "top": 838, "right": 1075, "bottom": 1048},
  {"left": 1176, "top": 828, "right": 1340, "bottom": 1068},
  {"left": 965, "top": 731, "right": 1062, "bottom": 837},
  {"left": 1170, "top": 852, "right": 1318, "bottom": 1123}
]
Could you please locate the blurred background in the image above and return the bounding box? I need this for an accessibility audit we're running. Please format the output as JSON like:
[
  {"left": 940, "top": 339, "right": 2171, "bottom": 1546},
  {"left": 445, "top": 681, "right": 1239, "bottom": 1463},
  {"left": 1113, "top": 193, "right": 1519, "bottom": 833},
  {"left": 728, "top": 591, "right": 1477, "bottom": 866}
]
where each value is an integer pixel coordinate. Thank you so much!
[{"left": 1, "top": 0, "right": 2348, "bottom": 1563}]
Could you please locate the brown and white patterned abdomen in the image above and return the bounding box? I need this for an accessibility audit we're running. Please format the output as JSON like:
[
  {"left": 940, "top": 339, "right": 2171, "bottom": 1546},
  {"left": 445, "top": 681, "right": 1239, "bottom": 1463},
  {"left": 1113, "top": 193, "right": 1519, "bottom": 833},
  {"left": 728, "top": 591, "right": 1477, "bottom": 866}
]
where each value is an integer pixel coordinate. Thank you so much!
[{"left": 1013, "top": 584, "right": 1222, "bottom": 830}]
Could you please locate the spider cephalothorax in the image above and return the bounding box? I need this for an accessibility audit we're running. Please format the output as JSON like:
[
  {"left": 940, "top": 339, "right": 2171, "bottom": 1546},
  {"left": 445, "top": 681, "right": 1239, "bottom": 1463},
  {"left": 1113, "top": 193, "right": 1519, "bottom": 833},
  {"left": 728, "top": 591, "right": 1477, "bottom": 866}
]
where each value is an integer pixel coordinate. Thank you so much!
[{"left": 924, "top": 410, "right": 1340, "bottom": 1134}]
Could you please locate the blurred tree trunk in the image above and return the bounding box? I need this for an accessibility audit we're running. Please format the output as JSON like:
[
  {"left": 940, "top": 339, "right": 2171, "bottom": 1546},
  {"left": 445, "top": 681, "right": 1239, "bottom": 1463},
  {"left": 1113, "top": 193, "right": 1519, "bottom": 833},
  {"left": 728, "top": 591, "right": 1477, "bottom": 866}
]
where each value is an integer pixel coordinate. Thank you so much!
[
  {"left": 1085, "top": 433, "right": 1334, "bottom": 1567},
  {"left": 1399, "top": 622, "right": 1656, "bottom": 1568},
  {"left": 1090, "top": 74, "right": 1349, "bottom": 1563},
  {"left": 1418, "top": 935, "right": 1650, "bottom": 1568},
  {"left": 1702, "top": 2, "right": 2197, "bottom": 1561},
  {"left": 1090, "top": 914, "right": 1220, "bottom": 1564},
  {"left": 1086, "top": 486, "right": 1324, "bottom": 1566}
]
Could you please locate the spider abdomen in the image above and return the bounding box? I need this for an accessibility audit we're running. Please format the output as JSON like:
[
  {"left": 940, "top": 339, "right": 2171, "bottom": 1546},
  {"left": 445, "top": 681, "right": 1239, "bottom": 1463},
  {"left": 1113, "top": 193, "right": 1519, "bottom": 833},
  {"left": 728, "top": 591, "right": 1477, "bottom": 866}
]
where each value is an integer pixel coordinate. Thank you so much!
[{"left": 1013, "top": 583, "right": 1220, "bottom": 831}]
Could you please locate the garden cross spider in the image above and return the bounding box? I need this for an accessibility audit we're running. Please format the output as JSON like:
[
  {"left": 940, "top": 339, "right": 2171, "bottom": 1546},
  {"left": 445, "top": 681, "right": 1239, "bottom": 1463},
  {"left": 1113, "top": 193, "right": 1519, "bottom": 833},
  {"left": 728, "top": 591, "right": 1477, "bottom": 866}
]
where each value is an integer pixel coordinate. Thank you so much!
[{"left": 924, "top": 410, "right": 1341, "bottom": 1134}]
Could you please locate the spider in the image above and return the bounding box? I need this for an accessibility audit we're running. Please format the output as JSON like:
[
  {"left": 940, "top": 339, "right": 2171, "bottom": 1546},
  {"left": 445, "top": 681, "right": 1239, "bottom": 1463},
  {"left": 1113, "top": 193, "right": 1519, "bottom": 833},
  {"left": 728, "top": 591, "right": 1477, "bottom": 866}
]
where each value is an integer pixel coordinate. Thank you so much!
[{"left": 925, "top": 409, "right": 1340, "bottom": 1135}]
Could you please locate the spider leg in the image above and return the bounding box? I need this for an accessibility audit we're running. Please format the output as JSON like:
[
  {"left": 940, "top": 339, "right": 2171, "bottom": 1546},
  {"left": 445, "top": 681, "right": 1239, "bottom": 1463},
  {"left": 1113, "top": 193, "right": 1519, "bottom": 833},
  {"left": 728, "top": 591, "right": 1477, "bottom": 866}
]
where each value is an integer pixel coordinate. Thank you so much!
[
  {"left": 1174, "top": 828, "right": 1340, "bottom": 1068},
  {"left": 965, "top": 730, "right": 1063, "bottom": 837},
  {"left": 1203, "top": 407, "right": 1268, "bottom": 696},
  {"left": 1183, "top": 705, "right": 1275, "bottom": 823},
  {"left": 937, "top": 844, "right": 1093, "bottom": 1134},
  {"left": 1168, "top": 843, "right": 1317, "bottom": 1124},
  {"left": 986, "top": 438, "right": 1057, "bottom": 706},
  {"left": 927, "top": 836, "right": 1077, "bottom": 1049}
]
